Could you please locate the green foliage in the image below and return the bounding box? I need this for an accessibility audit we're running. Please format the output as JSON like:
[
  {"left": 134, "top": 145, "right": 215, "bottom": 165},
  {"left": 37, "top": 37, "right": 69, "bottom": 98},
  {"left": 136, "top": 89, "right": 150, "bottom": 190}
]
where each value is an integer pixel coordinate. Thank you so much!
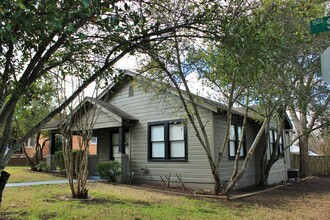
[
  {"left": 54, "top": 151, "right": 65, "bottom": 171},
  {"left": 98, "top": 161, "right": 121, "bottom": 182},
  {"left": 0, "top": 0, "right": 221, "bottom": 173},
  {"left": 54, "top": 135, "right": 63, "bottom": 153},
  {"left": 54, "top": 150, "right": 85, "bottom": 174},
  {"left": 36, "top": 161, "right": 50, "bottom": 173},
  {"left": 12, "top": 78, "right": 56, "bottom": 142}
]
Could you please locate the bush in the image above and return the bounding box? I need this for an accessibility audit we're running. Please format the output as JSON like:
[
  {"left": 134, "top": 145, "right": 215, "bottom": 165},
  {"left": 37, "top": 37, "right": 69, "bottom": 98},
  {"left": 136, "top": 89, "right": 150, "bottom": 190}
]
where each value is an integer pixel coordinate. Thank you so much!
[
  {"left": 54, "top": 151, "right": 65, "bottom": 171},
  {"left": 98, "top": 161, "right": 121, "bottom": 182},
  {"left": 54, "top": 150, "right": 85, "bottom": 174},
  {"left": 36, "top": 161, "right": 50, "bottom": 173}
]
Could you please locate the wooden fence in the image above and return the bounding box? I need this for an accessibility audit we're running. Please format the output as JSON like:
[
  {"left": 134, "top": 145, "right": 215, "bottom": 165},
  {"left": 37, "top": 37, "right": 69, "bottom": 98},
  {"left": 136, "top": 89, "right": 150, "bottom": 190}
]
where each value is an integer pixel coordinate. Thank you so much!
[{"left": 291, "top": 154, "right": 330, "bottom": 176}]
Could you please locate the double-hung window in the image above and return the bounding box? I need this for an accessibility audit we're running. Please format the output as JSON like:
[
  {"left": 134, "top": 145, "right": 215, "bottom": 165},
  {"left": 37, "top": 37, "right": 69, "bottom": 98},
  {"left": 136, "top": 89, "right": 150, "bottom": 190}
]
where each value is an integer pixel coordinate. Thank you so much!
[
  {"left": 90, "top": 137, "right": 98, "bottom": 145},
  {"left": 269, "top": 129, "right": 284, "bottom": 157},
  {"left": 148, "top": 120, "right": 187, "bottom": 161},
  {"left": 278, "top": 134, "right": 284, "bottom": 156},
  {"left": 25, "top": 137, "right": 35, "bottom": 148},
  {"left": 228, "top": 124, "right": 245, "bottom": 160},
  {"left": 269, "top": 129, "right": 275, "bottom": 156}
]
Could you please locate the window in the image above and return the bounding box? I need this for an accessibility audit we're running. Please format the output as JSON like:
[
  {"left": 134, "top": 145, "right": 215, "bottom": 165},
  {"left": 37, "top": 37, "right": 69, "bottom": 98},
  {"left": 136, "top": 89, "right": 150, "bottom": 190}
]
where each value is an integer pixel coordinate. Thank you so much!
[
  {"left": 278, "top": 135, "right": 284, "bottom": 156},
  {"left": 269, "top": 129, "right": 284, "bottom": 157},
  {"left": 269, "top": 129, "right": 275, "bottom": 156},
  {"left": 25, "top": 137, "right": 35, "bottom": 148},
  {"left": 110, "top": 132, "right": 129, "bottom": 159},
  {"left": 112, "top": 133, "right": 120, "bottom": 156},
  {"left": 90, "top": 137, "right": 97, "bottom": 145},
  {"left": 228, "top": 124, "right": 245, "bottom": 160},
  {"left": 148, "top": 120, "right": 187, "bottom": 161},
  {"left": 128, "top": 85, "right": 134, "bottom": 97}
]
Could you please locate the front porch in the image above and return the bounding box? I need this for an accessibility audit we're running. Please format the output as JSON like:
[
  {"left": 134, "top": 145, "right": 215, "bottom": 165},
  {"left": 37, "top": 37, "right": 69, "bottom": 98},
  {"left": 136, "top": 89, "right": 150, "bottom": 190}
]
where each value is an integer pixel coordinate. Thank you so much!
[{"left": 44, "top": 98, "right": 138, "bottom": 183}]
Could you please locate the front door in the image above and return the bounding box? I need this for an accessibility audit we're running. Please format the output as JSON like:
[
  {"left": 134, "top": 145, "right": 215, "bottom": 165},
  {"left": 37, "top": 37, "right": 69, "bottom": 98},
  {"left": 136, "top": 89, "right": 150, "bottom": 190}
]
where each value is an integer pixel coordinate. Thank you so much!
[{"left": 110, "top": 131, "right": 129, "bottom": 160}]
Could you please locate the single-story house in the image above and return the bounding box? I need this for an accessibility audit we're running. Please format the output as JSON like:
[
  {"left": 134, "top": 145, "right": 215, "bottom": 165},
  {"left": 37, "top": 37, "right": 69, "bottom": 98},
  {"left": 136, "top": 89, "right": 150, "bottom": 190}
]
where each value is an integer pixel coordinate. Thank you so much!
[{"left": 45, "top": 71, "right": 293, "bottom": 190}]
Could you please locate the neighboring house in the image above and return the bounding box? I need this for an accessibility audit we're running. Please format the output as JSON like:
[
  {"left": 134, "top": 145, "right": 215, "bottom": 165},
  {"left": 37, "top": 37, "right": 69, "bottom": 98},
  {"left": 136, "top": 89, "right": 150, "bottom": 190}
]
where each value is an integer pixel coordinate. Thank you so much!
[
  {"left": 23, "top": 136, "right": 51, "bottom": 158},
  {"left": 289, "top": 131, "right": 324, "bottom": 156},
  {"left": 10, "top": 134, "right": 97, "bottom": 167},
  {"left": 21, "top": 135, "right": 98, "bottom": 158},
  {"left": 45, "top": 71, "right": 293, "bottom": 190},
  {"left": 290, "top": 145, "right": 321, "bottom": 156}
]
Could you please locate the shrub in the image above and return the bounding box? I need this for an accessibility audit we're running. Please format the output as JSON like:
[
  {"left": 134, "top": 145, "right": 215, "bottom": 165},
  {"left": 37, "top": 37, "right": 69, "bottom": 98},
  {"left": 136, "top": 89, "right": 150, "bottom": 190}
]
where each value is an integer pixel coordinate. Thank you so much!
[
  {"left": 98, "top": 161, "right": 121, "bottom": 182},
  {"left": 54, "top": 151, "right": 65, "bottom": 171},
  {"left": 36, "top": 161, "right": 50, "bottom": 173},
  {"left": 54, "top": 150, "right": 85, "bottom": 174}
]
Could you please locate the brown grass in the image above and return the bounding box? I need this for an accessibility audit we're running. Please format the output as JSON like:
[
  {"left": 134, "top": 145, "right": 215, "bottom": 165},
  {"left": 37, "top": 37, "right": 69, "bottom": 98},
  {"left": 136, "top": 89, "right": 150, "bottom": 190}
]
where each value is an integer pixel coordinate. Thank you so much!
[{"left": 237, "top": 176, "right": 330, "bottom": 219}]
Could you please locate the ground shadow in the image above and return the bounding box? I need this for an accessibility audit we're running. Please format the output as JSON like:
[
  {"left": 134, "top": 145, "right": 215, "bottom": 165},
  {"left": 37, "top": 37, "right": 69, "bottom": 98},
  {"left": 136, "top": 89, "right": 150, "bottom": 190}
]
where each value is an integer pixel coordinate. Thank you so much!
[{"left": 235, "top": 176, "right": 330, "bottom": 208}]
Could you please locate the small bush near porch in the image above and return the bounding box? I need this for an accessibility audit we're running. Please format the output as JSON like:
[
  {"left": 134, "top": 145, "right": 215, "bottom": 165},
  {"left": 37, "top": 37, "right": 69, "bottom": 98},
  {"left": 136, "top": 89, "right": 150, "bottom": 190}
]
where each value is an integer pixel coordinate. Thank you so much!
[{"left": 98, "top": 161, "right": 121, "bottom": 182}]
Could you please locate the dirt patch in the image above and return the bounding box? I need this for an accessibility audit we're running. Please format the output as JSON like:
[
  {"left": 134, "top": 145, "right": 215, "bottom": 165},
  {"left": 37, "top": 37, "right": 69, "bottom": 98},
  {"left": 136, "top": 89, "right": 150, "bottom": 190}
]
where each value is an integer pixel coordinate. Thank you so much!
[
  {"left": 59, "top": 195, "right": 95, "bottom": 201},
  {"left": 0, "top": 211, "right": 28, "bottom": 220},
  {"left": 237, "top": 176, "right": 330, "bottom": 207},
  {"left": 130, "top": 176, "right": 330, "bottom": 203},
  {"left": 134, "top": 182, "right": 195, "bottom": 194},
  {"left": 39, "top": 212, "right": 57, "bottom": 220}
]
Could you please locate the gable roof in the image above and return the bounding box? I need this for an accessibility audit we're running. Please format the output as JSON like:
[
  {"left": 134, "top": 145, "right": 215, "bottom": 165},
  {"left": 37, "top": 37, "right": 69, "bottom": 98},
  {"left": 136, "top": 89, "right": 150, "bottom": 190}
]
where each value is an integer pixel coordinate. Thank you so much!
[
  {"left": 44, "top": 70, "right": 293, "bottom": 131},
  {"left": 234, "top": 106, "right": 293, "bottom": 130},
  {"left": 42, "top": 95, "right": 138, "bottom": 131},
  {"left": 98, "top": 70, "right": 292, "bottom": 129},
  {"left": 86, "top": 97, "right": 138, "bottom": 123}
]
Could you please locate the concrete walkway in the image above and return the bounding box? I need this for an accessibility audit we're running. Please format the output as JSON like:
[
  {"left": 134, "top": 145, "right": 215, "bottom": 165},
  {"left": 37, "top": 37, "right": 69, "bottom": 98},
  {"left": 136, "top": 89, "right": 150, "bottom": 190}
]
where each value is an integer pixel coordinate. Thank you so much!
[{"left": 6, "top": 176, "right": 101, "bottom": 188}]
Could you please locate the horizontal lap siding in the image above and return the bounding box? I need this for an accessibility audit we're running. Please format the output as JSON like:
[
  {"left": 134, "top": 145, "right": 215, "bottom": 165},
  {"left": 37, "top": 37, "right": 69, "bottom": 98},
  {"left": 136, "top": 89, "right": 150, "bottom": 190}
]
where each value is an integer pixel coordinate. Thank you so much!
[
  {"left": 93, "top": 111, "right": 121, "bottom": 129},
  {"left": 267, "top": 140, "right": 291, "bottom": 184},
  {"left": 77, "top": 109, "right": 121, "bottom": 129},
  {"left": 213, "top": 114, "right": 261, "bottom": 188},
  {"left": 93, "top": 128, "right": 110, "bottom": 163},
  {"left": 254, "top": 126, "right": 291, "bottom": 185},
  {"left": 267, "top": 121, "right": 290, "bottom": 184},
  {"left": 108, "top": 83, "right": 215, "bottom": 184},
  {"left": 267, "top": 158, "right": 288, "bottom": 184}
]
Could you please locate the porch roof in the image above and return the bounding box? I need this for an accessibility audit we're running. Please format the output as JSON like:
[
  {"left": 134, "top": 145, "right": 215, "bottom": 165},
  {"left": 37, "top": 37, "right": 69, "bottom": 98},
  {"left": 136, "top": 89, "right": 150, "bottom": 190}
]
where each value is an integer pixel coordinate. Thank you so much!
[
  {"left": 42, "top": 97, "right": 138, "bottom": 132},
  {"left": 86, "top": 97, "right": 138, "bottom": 127}
]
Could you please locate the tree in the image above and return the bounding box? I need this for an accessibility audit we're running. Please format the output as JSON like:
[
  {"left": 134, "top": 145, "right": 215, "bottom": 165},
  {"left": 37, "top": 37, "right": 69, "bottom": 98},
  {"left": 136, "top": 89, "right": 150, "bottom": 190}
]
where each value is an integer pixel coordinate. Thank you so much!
[
  {"left": 57, "top": 77, "right": 100, "bottom": 199},
  {"left": 273, "top": 0, "right": 330, "bottom": 177},
  {"left": 0, "top": 0, "right": 220, "bottom": 204},
  {"left": 137, "top": 0, "right": 280, "bottom": 195},
  {"left": 22, "top": 132, "right": 50, "bottom": 171},
  {"left": 11, "top": 76, "right": 55, "bottom": 170},
  {"left": 0, "top": 0, "right": 208, "bottom": 173},
  {"left": 192, "top": 0, "right": 330, "bottom": 186}
]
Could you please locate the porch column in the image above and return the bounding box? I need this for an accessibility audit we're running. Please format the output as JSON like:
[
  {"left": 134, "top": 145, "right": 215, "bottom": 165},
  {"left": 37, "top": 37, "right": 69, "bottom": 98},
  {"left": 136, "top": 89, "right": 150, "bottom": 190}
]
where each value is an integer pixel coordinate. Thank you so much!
[
  {"left": 118, "top": 126, "right": 125, "bottom": 154},
  {"left": 47, "top": 133, "right": 56, "bottom": 171},
  {"left": 115, "top": 126, "right": 129, "bottom": 183},
  {"left": 114, "top": 154, "right": 129, "bottom": 183},
  {"left": 50, "top": 133, "right": 56, "bottom": 155}
]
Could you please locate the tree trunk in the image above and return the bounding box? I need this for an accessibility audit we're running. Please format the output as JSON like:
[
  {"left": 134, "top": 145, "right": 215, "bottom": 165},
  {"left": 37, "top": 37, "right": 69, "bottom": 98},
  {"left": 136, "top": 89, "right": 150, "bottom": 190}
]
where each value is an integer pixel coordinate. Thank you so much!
[
  {"left": 73, "top": 188, "right": 89, "bottom": 199},
  {"left": 22, "top": 146, "right": 37, "bottom": 171},
  {"left": 299, "top": 135, "right": 309, "bottom": 177},
  {"left": 212, "top": 172, "right": 222, "bottom": 195},
  {"left": 259, "top": 121, "right": 269, "bottom": 188},
  {"left": 224, "top": 117, "right": 270, "bottom": 195},
  {"left": 0, "top": 171, "right": 10, "bottom": 207},
  {"left": 260, "top": 156, "right": 277, "bottom": 188}
]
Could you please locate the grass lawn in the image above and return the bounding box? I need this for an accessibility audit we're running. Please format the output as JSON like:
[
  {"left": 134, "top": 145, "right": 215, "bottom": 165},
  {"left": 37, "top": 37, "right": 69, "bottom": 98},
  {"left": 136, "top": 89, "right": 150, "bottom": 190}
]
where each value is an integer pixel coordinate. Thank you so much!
[
  {"left": 4, "top": 166, "right": 66, "bottom": 183},
  {"left": 1, "top": 182, "right": 266, "bottom": 220},
  {"left": 1, "top": 167, "right": 329, "bottom": 219}
]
